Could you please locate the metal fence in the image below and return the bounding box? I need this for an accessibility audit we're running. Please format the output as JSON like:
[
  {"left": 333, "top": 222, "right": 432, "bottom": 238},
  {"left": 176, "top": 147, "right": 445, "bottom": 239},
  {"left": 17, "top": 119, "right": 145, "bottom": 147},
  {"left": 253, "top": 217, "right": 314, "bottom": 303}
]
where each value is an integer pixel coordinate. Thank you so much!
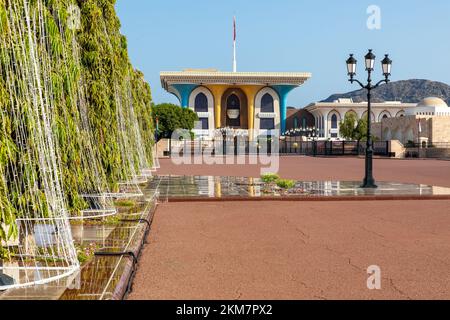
[
  {"left": 279, "top": 140, "right": 390, "bottom": 156},
  {"left": 403, "top": 142, "right": 450, "bottom": 159},
  {"left": 170, "top": 138, "right": 391, "bottom": 157},
  {"left": 171, "top": 138, "right": 274, "bottom": 156}
]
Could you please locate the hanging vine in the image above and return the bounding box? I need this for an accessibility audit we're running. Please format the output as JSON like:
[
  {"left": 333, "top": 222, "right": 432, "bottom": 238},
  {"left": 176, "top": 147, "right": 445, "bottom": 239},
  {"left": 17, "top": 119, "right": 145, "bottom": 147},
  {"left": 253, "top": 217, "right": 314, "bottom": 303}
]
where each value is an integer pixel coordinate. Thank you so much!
[{"left": 0, "top": 0, "right": 154, "bottom": 256}]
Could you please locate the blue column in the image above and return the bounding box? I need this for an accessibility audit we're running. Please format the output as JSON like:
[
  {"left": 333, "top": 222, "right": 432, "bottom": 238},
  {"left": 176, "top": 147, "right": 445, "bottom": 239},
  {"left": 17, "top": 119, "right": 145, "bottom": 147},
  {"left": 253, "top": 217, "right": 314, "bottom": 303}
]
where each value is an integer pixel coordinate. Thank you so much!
[
  {"left": 272, "top": 85, "right": 297, "bottom": 134},
  {"left": 171, "top": 84, "right": 198, "bottom": 108}
]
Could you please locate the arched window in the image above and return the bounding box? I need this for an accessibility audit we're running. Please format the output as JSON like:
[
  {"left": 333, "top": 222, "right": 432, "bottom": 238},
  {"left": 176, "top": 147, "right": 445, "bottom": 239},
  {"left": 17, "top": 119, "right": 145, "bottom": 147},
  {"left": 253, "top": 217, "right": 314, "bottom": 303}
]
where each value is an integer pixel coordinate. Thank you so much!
[
  {"left": 194, "top": 93, "right": 208, "bottom": 112},
  {"left": 302, "top": 117, "right": 307, "bottom": 129},
  {"left": 293, "top": 117, "right": 298, "bottom": 129},
  {"left": 226, "top": 94, "right": 241, "bottom": 127},
  {"left": 261, "top": 93, "right": 274, "bottom": 113},
  {"left": 363, "top": 111, "right": 375, "bottom": 122},
  {"left": 331, "top": 114, "right": 338, "bottom": 129},
  {"left": 396, "top": 110, "right": 405, "bottom": 118}
]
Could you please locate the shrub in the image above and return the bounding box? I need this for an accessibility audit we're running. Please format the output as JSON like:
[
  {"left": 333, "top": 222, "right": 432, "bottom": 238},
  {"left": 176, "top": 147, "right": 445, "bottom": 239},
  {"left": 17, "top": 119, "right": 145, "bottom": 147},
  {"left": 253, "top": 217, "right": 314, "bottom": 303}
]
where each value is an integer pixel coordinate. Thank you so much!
[
  {"left": 276, "top": 179, "right": 296, "bottom": 189},
  {"left": 261, "top": 173, "right": 280, "bottom": 183},
  {"left": 114, "top": 199, "right": 136, "bottom": 207},
  {"left": 76, "top": 242, "right": 98, "bottom": 264}
]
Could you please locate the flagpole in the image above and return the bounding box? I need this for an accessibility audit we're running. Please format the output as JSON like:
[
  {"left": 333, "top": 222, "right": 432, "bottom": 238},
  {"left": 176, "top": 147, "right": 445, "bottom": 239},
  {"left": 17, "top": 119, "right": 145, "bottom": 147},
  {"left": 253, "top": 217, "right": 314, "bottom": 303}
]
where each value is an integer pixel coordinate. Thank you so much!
[{"left": 233, "top": 16, "right": 237, "bottom": 72}]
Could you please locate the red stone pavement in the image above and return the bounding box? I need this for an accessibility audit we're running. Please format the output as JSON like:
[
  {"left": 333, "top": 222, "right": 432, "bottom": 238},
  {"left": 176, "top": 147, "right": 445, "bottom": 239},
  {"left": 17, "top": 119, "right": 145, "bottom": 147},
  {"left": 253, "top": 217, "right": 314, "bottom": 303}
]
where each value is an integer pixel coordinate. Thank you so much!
[{"left": 128, "top": 157, "right": 450, "bottom": 300}]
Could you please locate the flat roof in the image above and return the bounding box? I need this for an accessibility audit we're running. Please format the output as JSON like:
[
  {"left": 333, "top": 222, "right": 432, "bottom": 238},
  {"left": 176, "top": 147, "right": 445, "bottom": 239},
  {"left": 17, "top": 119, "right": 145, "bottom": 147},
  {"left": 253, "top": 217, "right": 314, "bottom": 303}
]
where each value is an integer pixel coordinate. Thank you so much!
[
  {"left": 305, "top": 101, "right": 417, "bottom": 110},
  {"left": 160, "top": 70, "right": 312, "bottom": 90}
]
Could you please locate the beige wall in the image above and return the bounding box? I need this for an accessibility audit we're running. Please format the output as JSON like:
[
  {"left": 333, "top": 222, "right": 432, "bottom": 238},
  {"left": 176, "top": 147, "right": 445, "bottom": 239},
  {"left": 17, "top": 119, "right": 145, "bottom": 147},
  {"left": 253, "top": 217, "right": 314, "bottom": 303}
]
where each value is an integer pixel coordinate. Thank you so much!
[
  {"left": 431, "top": 116, "right": 450, "bottom": 143},
  {"left": 156, "top": 139, "right": 170, "bottom": 158},
  {"left": 373, "top": 115, "right": 450, "bottom": 145},
  {"left": 388, "top": 140, "right": 406, "bottom": 158}
]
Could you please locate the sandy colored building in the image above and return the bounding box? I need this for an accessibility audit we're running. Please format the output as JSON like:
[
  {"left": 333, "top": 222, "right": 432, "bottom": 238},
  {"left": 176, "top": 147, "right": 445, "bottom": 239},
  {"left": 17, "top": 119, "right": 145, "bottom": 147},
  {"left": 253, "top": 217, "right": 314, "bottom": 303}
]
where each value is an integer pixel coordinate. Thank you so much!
[{"left": 373, "top": 97, "right": 450, "bottom": 146}]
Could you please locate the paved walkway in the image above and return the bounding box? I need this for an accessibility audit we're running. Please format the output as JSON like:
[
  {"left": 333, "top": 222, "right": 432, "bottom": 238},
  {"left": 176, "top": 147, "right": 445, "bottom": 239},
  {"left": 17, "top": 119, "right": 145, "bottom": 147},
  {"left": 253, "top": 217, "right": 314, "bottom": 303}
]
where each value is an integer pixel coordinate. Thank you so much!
[
  {"left": 129, "top": 157, "right": 450, "bottom": 300},
  {"left": 129, "top": 200, "right": 450, "bottom": 300}
]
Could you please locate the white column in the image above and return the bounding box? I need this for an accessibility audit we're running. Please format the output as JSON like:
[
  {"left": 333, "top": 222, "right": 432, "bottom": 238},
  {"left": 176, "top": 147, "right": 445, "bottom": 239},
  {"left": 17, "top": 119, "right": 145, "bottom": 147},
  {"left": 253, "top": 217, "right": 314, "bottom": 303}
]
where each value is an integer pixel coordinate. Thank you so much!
[
  {"left": 320, "top": 115, "right": 323, "bottom": 137},
  {"left": 323, "top": 112, "right": 329, "bottom": 139},
  {"left": 319, "top": 115, "right": 323, "bottom": 137},
  {"left": 316, "top": 114, "right": 320, "bottom": 137},
  {"left": 337, "top": 111, "right": 343, "bottom": 138}
]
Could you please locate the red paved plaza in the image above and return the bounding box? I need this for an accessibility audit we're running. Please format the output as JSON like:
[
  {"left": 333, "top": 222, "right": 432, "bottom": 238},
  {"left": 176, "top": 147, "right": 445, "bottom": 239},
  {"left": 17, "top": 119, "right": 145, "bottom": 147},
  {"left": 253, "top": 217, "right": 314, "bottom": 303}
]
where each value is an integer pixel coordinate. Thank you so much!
[{"left": 129, "top": 157, "right": 450, "bottom": 300}]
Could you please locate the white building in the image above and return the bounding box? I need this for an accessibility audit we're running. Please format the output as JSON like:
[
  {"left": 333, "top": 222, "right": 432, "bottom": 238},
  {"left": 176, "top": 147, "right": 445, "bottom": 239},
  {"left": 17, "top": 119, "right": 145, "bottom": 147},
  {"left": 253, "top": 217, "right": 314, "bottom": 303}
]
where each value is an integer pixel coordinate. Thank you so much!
[
  {"left": 405, "top": 97, "right": 450, "bottom": 117},
  {"left": 304, "top": 98, "right": 416, "bottom": 140}
]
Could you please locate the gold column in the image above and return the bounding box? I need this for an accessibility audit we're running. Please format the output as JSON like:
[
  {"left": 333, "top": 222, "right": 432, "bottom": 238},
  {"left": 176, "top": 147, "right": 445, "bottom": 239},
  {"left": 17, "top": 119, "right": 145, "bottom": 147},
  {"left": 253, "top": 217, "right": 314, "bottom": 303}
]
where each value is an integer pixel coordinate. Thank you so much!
[
  {"left": 208, "top": 85, "right": 227, "bottom": 128},
  {"left": 215, "top": 179, "right": 222, "bottom": 198},
  {"left": 242, "top": 86, "right": 262, "bottom": 140}
]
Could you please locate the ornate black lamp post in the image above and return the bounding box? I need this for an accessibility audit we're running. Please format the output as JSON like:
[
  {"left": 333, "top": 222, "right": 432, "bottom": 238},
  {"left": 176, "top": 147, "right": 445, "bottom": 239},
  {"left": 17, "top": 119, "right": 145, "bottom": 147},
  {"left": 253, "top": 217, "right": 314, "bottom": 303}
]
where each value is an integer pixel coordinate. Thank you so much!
[{"left": 346, "top": 50, "right": 392, "bottom": 188}]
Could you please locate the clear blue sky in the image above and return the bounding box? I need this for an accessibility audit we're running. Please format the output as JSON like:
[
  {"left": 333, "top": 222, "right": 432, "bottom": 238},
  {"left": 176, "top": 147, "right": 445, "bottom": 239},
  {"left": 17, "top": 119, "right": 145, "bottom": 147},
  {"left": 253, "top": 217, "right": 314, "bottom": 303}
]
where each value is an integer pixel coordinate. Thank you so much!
[{"left": 116, "top": 0, "right": 450, "bottom": 108}]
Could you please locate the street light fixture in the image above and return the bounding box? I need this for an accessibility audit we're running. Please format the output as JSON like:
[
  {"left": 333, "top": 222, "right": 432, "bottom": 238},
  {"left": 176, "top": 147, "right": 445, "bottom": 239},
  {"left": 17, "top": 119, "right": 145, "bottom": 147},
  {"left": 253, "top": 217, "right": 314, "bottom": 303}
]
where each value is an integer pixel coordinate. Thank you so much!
[
  {"left": 364, "top": 49, "right": 376, "bottom": 71},
  {"left": 346, "top": 54, "right": 357, "bottom": 78},
  {"left": 381, "top": 54, "right": 393, "bottom": 77},
  {"left": 346, "top": 50, "right": 392, "bottom": 188}
]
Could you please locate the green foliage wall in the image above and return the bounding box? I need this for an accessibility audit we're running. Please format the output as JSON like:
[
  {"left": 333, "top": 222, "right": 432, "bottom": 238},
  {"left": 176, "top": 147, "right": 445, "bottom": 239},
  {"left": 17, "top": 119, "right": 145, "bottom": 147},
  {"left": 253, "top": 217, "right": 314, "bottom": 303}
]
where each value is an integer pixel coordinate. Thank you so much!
[
  {"left": 76, "top": 0, "right": 154, "bottom": 184},
  {"left": 0, "top": 0, "right": 154, "bottom": 255}
]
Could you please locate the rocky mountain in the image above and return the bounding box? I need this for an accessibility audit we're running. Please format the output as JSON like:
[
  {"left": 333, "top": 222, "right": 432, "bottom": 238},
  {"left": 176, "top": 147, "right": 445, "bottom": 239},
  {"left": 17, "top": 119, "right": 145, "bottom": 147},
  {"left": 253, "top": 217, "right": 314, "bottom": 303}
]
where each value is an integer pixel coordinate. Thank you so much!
[{"left": 322, "top": 79, "right": 450, "bottom": 105}]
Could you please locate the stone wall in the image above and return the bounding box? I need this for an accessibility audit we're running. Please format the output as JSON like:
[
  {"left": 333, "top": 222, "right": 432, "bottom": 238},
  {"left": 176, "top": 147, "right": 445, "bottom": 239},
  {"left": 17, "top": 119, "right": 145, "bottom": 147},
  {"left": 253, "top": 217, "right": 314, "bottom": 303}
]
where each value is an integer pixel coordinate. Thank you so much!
[
  {"left": 430, "top": 116, "right": 450, "bottom": 143},
  {"left": 372, "top": 115, "right": 450, "bottom": 145},
  {"left": 156, "top": 139, "right": 171, "bottom": 158}
]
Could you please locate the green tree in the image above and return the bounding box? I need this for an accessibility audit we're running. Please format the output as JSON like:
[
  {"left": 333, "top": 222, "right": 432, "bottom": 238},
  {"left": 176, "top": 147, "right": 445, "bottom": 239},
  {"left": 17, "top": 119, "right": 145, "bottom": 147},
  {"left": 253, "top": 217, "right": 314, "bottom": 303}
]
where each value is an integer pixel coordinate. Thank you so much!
[
  {"left": 339, "top": 112, "right": 358, "bottom": 140},
  {"left": 354, "top": 117, "right": 368, "bottom": 142},
  {"left": 152, "top": 103, "right": 198, "bottom": 139},
  {"left": 339, "top": 113, "right": 369, "bottom": 142}
]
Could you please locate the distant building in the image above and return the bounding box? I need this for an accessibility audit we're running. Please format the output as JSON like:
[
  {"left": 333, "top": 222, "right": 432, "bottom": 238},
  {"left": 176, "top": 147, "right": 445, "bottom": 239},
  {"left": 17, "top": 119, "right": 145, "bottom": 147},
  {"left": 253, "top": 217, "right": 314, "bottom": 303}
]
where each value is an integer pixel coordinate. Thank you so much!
[
  {"left": 303, "top": 98, "right": 416, "bottom": 139},
  {"left": 373, "top": 97, "right": 450, "bottom": 145},
  {"left": 286, "top": 96, "right": 450, "bottom": 144},
  {"left": 285, "top": 107, "right": 315, "bottom": 131},
  {"left": 160, "top": 69, "right": 311, "bottom": 138}
]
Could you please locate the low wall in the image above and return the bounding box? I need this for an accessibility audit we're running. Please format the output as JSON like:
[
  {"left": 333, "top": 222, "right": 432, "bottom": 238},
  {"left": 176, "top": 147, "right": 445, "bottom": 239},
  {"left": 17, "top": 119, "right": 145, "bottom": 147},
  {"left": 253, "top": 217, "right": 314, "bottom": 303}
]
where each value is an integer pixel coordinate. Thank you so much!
[
  {"left": 389, "top": 140, "right": 406, "bottom": 158},
  {"left": 156, "top": 139, "right": 170, "bottom": 158},
  {"left": 424, "top": 148, "right": 450, "bottom": 159}
]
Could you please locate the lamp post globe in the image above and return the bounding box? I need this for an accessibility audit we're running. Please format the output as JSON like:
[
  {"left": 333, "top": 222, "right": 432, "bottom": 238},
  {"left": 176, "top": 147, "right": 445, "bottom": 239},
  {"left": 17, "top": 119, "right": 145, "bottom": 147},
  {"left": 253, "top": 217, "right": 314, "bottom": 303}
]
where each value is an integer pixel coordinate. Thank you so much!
[
  {"left": 381, "top": 54, "right": 392, "bottom": 78},
  {"left": 364, "top": 49, "right": 376, "bottom": 71},
  {"left": 346, "top": 54, "right": 357, "bottom": 78}
]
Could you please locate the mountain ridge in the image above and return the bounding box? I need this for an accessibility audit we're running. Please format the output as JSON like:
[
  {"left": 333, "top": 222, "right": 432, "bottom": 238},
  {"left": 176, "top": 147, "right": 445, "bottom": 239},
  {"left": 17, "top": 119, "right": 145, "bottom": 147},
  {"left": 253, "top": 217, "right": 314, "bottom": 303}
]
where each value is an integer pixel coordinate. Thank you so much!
[{"left": 321, "top": 79, "right": 450, "bottom": 105}]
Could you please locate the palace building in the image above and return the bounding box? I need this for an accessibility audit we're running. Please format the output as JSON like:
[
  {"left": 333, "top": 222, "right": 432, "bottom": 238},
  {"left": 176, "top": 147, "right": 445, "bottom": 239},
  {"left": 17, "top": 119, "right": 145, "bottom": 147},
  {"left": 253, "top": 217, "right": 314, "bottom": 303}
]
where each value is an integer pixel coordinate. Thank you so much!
[
  {"left": 284, "top": 97, "right": 450, "bottom": 145},
  {"left": 160, "top": 69, "right": 311, "bottom": 138},
  {"left": 303, "top": 98, "right": 416, "bottom": 139}
]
